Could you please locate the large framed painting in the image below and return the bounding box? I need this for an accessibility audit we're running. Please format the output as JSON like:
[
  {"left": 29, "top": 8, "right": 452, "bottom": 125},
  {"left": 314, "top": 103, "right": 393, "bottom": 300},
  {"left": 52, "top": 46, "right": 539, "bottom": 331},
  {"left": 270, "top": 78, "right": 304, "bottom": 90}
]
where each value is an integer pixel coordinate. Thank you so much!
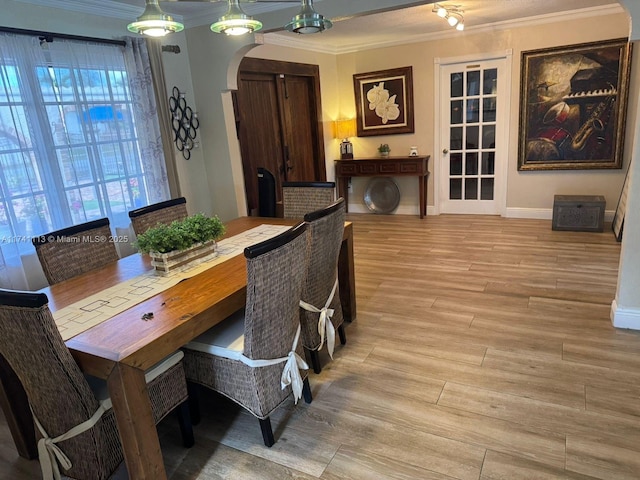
[
  {"left": 518, "top": 38, "right": 632, "bottom": 170},
  {"left": 353, "top": 66, "right": 414, "bottom": 137}
]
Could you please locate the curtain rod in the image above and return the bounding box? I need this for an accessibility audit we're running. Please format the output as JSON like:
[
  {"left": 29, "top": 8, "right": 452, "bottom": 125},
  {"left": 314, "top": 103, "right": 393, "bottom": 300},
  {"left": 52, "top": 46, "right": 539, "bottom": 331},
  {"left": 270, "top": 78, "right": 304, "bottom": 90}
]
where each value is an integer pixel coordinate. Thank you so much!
[{"left": 0, "top": 26, "right": 126, "bottom": 47}]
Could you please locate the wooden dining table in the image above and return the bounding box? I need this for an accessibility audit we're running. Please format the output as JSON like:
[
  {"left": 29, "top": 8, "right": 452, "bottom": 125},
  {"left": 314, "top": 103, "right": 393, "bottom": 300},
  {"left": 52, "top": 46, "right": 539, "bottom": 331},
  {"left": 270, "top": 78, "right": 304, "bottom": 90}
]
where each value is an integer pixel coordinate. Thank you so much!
[{"left": 0, "top": 216, "right": 355, "bottom": 479}]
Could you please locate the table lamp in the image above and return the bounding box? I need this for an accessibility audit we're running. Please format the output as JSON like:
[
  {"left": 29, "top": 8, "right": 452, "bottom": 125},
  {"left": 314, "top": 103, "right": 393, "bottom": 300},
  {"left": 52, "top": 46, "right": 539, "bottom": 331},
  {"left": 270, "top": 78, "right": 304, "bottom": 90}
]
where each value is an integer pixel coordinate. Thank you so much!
[{"left": 335, "top": 118, "right": 356, "bottom": 159}]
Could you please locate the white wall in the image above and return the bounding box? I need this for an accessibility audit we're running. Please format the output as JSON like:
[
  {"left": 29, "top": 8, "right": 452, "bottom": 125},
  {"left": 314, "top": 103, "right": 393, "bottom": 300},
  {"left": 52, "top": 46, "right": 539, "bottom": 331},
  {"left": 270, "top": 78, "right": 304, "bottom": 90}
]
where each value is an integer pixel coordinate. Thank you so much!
[
  {"left": 612, "top": 38, "right": 640, "bottom": 329},
  {"left": 333, "top": 11, "right": 634, "bottom": 216}
]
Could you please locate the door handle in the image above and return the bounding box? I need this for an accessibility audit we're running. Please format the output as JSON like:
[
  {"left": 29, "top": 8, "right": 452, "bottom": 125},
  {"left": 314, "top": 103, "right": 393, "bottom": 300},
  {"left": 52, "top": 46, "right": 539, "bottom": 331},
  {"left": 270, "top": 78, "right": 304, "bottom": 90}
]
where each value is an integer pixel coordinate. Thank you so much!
[{"left": 443, "top": 148, "right": 449, "bottom": 154}]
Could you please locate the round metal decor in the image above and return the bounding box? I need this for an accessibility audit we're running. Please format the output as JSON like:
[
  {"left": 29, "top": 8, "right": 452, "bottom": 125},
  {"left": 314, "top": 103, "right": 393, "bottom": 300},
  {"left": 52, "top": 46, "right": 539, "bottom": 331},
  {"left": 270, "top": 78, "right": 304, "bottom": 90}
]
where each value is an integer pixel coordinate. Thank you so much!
[{"left": 363, "top": 177, "right": 400, "bottom": 214}]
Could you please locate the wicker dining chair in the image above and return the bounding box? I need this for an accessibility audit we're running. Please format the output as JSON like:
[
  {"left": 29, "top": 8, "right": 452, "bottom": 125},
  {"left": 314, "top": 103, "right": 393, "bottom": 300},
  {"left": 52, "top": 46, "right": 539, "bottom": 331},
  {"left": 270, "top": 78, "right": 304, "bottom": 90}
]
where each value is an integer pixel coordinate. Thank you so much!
[
  {"left": 282, "top": 181, "right": 336, "bottom": 219},
  {"left": 0, "top": 289, "right": 194, "bottom": 480},
  {"left": 182, "top": 222, "right": 312, "bottom": 447},
  {"left": 299, "top": 198, "right": 347, "bottom": 374},
  {"left": 128, "top": 197, "right": 188, "bottom": 236},
  {"left": 32, "top": 218, "right": 119, "bottom": 285}
]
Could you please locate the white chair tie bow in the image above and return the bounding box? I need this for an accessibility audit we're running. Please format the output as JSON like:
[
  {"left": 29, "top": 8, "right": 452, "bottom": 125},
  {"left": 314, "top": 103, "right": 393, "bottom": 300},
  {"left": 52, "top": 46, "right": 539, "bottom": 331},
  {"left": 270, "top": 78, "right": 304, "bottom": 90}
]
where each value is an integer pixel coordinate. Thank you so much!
[
  {"left": 32, "top": 400, "right": 110, "bottom": 480},
  {"left": 300, "top": 278, "right": 338, "bottom": 358},
  {"left": 234, "top": 324, "right": 309, "bottom": 404}
]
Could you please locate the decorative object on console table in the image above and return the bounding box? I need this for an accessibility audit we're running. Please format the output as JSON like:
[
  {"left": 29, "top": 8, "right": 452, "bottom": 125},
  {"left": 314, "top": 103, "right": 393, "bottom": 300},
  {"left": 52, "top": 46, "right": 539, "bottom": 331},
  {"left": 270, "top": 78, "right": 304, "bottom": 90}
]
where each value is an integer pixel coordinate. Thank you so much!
[
  {"left": 134, "top": 213, "right": 225, "bottom": 275},
  {"left": 335, "top": 156, "right": 430, "bottom": 219},
  {"left": 552, "top": 195, "right": 605, "bottom": 232},
  {"left": 334, "top": 118, "right": 356, "bottom": 159},
  {"left": 169, "top": 86, "right": 200, "bottom": 160},
  {"left": 353, "top": 66, "right": 414, "bottom": 137},
  {"left": 518, "top": 38, "right": 632, "bottom": 171},
  {"left": 378, "top": 143, "right": 391, "bottom": 157}
]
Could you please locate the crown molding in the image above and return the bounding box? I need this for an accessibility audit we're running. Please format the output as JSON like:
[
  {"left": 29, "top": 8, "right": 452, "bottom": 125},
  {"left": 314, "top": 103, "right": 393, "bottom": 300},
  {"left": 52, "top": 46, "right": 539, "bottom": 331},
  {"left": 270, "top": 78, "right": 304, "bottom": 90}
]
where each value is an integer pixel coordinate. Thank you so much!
[
  {"left": 11, "top": 0, "right": 146, "bottom": 20},
  {"left": 263, "top": 4, "right": 625, "bottom": 55},
  {"left": 10, "top": 0, "right": 299, "bottom": 26}
]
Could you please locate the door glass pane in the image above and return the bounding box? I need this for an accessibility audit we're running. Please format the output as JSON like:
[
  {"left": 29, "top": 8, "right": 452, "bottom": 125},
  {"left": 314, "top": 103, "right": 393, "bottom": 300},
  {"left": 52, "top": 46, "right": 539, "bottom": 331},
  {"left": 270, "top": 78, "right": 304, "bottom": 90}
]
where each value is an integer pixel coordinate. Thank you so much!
[
  {"left": 483, "top": 68, "right": 497, "bottom": 95},
  {"left": 481, "top": 152, "right": 495, "bottom": 175},
  {"left": 451, "top": 100, "right": 463, "bottom": 124},
  {"left": 465, "top": 153, "right": 478, "bottom": 175},
  {"left": 481, "top": 178, "right": 494, "bottom": 200},
  {"left": 450, "top": 127, "right": 463, "bottom": 150},
  {"left": 466, "top": 71, "right": 480, "bottom": 96},
  {"left": 466, "top": 126, "right": 479, "bottom": 149},
  {"left": 465, "top": 178, "right": 478, "bottom": 199},
  {"left": 483, "top": 97, "right": 496, "bottom": 122},
  {"left": 450, "top": 179, "right": 462, "bottom": 199},
  {"left": 450, "top": 153, "right": 463, "bottom": 175},
  {"left": 466, "top": 99, "right": 479, "bottom": 123},
  {"left": 451, "top": 72, "right": 463, "bottom": 97},
  {"left": 483, "top": 125, "right": 496, "bottom": 149}
]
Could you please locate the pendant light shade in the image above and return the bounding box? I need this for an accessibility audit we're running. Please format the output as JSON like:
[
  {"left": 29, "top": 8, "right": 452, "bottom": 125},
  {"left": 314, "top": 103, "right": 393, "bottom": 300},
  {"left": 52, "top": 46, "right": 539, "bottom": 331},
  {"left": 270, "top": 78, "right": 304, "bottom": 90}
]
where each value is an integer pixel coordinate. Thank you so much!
[
  {"left": 127, "top": 0, "right": 184, "bottom": 37},
  {"left": 285, "top": 0, "right": 332, "bottom": 34},
  {"left": 211, "top": 0, "right": 263, "bottom": 36}
]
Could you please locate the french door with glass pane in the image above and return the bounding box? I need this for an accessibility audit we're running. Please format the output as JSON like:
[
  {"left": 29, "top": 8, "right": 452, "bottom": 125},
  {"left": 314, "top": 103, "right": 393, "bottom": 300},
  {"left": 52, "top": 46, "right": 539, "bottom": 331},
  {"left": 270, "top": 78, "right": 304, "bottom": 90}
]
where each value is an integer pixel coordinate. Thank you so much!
[{"left": 438, "top": 57, "right": 509, "bottom": 214}]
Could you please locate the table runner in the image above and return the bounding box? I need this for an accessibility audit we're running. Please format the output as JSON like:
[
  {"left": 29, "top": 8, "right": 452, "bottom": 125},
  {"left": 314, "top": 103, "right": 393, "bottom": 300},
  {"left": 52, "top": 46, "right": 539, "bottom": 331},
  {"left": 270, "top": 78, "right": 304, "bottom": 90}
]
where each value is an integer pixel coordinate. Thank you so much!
[{"left": 54, "top": 224, "right": 290, "bottom": 340}]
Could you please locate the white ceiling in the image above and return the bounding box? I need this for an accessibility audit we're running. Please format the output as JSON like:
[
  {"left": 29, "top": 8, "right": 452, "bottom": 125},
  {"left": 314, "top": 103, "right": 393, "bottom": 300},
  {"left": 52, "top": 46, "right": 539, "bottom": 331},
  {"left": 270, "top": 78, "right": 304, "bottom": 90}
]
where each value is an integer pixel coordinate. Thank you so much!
[{"left": 15, "top": 0, "right": 624, "bottom": 54}]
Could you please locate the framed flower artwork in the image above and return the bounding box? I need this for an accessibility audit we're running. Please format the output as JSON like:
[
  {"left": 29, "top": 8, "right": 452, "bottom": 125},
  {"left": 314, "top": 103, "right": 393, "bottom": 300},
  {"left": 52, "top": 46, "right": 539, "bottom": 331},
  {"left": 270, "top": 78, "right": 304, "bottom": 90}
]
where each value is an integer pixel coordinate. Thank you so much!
[{"left": 353, "top": 66, "right": 415, "bottom": 137}]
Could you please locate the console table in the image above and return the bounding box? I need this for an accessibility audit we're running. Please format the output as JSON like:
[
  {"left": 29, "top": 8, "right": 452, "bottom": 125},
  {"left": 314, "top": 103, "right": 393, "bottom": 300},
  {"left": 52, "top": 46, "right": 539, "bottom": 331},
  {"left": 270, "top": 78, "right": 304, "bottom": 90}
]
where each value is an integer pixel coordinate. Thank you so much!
[{"left": 335, "top": 156, "right": 430, "bottom": 218}]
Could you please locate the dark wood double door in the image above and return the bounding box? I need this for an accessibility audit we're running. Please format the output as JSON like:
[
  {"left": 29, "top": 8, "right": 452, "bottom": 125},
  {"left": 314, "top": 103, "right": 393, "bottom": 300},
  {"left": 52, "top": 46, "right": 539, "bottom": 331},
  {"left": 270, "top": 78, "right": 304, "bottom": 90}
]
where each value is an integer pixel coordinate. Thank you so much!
[{"left": 235, "top": 58, "right": 326, "bottom": 215}]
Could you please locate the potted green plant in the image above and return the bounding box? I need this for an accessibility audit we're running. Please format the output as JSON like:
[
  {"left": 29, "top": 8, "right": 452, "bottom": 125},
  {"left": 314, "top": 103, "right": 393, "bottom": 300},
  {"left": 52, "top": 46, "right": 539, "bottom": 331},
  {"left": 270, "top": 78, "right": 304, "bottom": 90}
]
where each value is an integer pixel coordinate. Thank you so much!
[
  {"left": 378, "top": 143, "right": 391, "bottom": 157},
  {"left": 135, "top": 213, "right": 226, "bottom": 275}
]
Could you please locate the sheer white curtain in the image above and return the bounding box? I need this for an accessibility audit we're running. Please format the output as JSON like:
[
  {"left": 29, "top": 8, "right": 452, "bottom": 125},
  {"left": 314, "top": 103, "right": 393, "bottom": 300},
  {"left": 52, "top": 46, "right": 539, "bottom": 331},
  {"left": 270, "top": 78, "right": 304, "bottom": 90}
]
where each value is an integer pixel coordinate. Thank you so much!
[
  {"left": 0, "top": 33, "right": 169, "bottom": 289},
  {"left": 123, "top": 37, "right": 170, "bottom": 203}
]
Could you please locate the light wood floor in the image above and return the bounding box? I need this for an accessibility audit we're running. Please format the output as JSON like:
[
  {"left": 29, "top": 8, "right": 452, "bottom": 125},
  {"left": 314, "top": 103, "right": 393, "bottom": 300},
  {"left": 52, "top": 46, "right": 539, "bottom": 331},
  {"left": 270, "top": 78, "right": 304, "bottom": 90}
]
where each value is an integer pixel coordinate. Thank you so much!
[{"left": 3, "top": 213, "right": 640, "bottom": 479}]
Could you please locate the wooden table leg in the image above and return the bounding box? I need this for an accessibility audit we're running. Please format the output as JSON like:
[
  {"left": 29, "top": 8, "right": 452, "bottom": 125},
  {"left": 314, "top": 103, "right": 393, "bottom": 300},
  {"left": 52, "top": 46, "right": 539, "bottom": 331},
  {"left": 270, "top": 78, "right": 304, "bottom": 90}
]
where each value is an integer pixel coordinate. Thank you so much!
[
  {"left": 337, "top": 177, "right": 349, "bottom": 212},
  {"left": 0, "top": 354, "right": 37, "bottom": 459},
  {"left": 419, "top": 174, "right": 426, "bottom": 219},
  {"left": 108, "top": 363, "right": 167, "bottom": 480},
  {"left": 338, "top": 223, "right": 356, "bottom": 322}
]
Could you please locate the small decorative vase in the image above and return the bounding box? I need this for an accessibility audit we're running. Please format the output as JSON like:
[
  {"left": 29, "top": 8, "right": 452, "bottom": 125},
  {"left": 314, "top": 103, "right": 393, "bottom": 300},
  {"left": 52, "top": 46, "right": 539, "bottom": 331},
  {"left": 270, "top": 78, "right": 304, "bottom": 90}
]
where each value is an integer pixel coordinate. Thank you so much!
[
  {"left": 380, "top": 151, "right": 390, "bottom": 158},
  {"left": 149, "top": 240, "right": 218, "bottom": 275}
]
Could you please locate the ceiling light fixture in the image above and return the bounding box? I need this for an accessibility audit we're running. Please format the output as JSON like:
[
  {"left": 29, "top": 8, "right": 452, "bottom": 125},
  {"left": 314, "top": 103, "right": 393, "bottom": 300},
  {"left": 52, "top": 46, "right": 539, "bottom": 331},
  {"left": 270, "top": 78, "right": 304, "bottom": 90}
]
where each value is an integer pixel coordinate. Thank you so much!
[
  {"left": 127, "top": 0, "right": 184, "bottom": 37},
  {"left": 211, "top": 0, "right": 263, "bottom": 36},
  {"left": 285, "top": 0, "right": 332, "bottom": 34},
  {"left": 432, "top": 3, "right": 465, "bottom": 32}
]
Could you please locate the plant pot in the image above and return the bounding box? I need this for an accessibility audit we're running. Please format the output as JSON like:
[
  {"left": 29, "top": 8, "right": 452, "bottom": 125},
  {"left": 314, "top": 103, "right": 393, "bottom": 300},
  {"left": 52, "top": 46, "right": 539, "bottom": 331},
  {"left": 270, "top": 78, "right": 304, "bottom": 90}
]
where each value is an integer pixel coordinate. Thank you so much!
[
  {"left": 149, "top": 240, "right": 218, "bottom": 275},
  {"left": 379, "top": 151, "right": 390, "bottom": 157}
]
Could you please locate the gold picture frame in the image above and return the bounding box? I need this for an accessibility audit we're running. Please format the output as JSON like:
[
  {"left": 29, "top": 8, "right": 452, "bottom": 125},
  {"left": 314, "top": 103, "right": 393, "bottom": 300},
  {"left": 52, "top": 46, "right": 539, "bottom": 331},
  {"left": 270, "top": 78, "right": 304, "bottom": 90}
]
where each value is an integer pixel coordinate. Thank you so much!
[
  {"left": 518, "top": 38, "right": 632, "bottom": 170},
  {"left": 353, "top": 66, "right": 414, "bottom": 137}
]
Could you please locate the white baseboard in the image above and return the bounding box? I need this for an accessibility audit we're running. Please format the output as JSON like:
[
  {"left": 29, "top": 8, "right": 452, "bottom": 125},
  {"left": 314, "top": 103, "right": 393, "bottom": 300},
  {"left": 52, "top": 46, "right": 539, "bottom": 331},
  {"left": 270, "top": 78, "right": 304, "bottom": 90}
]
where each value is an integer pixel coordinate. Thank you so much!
[
  {"left": 504, "top": 207, "right": 552, "bottom": 219},
  {"left": 611, "top": 299, "right": 640, "bottom": 330},
  {"left": 348, "top": 205, "right": 613, "bottom": 221},
  {"left": 505, "top": 207, "right": 615, "bottom": 222}
]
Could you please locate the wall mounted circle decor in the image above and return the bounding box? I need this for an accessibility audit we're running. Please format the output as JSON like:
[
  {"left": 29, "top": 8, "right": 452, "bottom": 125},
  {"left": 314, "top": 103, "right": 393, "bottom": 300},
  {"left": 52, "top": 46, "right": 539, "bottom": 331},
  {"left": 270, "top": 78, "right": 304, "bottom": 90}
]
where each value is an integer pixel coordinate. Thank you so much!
[{"left": 169, "top": 86, "right": 199, "bottom": 160}]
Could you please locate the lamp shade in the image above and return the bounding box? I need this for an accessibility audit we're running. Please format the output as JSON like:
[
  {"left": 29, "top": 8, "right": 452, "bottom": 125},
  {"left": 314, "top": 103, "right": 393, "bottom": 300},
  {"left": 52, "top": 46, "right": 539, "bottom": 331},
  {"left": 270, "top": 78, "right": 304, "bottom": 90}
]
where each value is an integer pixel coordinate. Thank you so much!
[
  {"left": 285, "top": 0, "right": 332, "bottom": 34},
  {"left": 211, "top": 0, "right": 263, "bottom": 35},
  {"left": 127, "top": 0, "right": 184, "bottom": 37},
  {"left": 335, "top": 118, "right": 356, "bottom": 139}
]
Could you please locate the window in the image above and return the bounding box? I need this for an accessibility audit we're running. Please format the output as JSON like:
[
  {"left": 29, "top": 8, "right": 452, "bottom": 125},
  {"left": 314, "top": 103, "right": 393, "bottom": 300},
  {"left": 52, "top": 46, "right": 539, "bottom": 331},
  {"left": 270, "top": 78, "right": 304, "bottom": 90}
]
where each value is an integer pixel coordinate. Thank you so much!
[{"left": 0, "top": 33, "right": 169, "bottom": 260}]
